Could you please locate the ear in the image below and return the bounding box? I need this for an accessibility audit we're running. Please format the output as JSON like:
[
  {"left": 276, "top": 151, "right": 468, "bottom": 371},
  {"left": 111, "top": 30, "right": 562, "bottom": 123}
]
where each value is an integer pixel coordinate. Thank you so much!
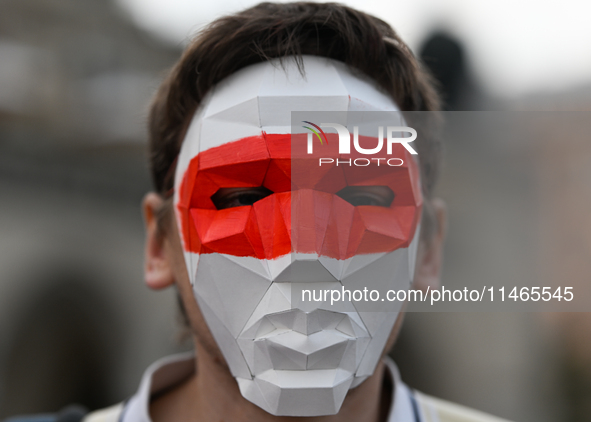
[
  {"left": 142, "top": 192, "right": 175, "bottom": 290},
  {"left": 414, "top": 198, "right": 446, "bottom": 292}
]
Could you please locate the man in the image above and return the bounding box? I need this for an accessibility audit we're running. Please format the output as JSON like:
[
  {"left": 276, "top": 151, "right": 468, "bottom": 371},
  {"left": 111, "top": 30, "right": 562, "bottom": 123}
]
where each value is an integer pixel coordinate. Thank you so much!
[{"left": 6, "top": 2, "right": 509, "bottom": 422}]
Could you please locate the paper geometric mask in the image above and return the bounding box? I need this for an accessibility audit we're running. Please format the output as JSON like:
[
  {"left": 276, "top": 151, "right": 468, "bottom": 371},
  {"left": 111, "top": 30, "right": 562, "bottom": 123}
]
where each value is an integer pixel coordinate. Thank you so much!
[{"left": 174, "top": 56, "right": 421, "bottom": 416}]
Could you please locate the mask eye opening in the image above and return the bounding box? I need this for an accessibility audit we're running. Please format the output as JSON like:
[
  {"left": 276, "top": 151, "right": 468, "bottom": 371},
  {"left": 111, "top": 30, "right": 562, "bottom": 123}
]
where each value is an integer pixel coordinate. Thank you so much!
[
  {"left": 336, "top": 186, "right": 395, "bottom": 207},
  {"left": 211, "top": 187, "right": 274, "bottom": 210}
]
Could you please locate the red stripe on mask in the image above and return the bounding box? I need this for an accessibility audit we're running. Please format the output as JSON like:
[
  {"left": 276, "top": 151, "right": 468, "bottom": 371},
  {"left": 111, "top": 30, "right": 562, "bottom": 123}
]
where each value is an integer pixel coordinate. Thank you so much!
[{"left": 177, "top": 133, "right": 422, "bottom": 259}]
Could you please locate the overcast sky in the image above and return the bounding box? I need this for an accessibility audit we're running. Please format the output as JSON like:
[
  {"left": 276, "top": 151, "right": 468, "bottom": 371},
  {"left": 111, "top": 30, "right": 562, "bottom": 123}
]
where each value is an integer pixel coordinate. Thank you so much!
[{"left": 116, "top": 0, "right": 591, "bottom": 99}]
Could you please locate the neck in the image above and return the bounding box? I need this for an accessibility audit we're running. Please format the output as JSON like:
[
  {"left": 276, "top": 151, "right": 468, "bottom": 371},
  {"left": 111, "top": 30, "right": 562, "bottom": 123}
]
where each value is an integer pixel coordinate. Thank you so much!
[{"left": 150, "top": 342, "right": 391, "bottom": 422}]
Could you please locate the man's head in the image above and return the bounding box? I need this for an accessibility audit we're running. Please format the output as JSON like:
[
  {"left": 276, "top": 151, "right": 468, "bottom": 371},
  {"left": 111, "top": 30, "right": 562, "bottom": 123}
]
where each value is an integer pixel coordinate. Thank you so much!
[
  {"left": 142, "top": 2, "right": 445, "bottom": 418},
  {"left": 148, "top": 2, "right": 441, "bottom": 200}
]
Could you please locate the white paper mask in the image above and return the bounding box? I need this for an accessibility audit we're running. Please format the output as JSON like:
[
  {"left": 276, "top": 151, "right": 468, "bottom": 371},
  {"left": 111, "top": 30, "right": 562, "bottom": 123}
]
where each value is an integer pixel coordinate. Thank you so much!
[{"left": 174, "top": 56, "right": 421, "bottom": 416}]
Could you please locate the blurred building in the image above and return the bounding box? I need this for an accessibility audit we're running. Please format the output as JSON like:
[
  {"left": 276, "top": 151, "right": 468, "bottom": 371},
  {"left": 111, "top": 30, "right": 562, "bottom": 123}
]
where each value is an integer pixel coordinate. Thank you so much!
[
  {"left": 0, "top": 0, "right": 185, "bottom": 417},
  {"left": 391, "top": 31, "right": 591, "bottom": 422},
  {"left": 531, "top": 108, "right": 591, "bottom": 422}
]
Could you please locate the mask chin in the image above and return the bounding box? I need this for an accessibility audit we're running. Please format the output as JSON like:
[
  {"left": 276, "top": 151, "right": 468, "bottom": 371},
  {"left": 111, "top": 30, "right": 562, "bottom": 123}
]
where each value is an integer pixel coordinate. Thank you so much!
[{"left": 190, "top": 241, "right": 418, "bottom": 417}]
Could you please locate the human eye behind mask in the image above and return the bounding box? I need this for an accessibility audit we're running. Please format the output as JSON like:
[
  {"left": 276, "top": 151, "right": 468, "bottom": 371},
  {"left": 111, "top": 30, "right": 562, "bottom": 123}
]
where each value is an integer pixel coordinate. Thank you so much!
[
  {"left": 211, "top": 187, "right": 274, "bottom": 209},
  {"left": 211, "top": 185, "right": 394, "bottom": 209},
  {"left": 336, "top": 185, "right": 395, "bottom": 207}
]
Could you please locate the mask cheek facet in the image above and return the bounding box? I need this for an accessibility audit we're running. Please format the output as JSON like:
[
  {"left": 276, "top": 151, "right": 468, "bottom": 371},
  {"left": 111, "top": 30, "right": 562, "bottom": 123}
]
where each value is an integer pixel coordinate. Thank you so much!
[
  {"left": 252, "top": 194, "right": 292, "bottom": 260},
  {"left": 201, "top": 207, "right": 264, "bottom": 257}
]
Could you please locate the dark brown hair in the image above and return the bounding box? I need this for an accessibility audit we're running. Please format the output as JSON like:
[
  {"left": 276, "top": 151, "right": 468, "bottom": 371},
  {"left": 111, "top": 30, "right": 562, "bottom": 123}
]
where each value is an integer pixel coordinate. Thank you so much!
[{"left": 148, "top": 2, "right": 442, "bottom": 202}]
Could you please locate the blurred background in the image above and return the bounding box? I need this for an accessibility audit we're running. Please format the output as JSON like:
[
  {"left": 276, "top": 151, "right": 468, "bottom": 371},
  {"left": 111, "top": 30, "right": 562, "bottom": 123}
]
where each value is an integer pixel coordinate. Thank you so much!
[{"left": 1, "top": 0, "right": 590, "bottom": 421}]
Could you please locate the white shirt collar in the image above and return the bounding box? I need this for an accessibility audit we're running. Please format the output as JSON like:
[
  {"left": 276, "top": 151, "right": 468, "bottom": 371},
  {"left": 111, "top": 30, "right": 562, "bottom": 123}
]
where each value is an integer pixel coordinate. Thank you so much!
[
  {"left": 383, "top": 357, "right": 420, "bottom": 422},
  {"left": 122, "top": 353, "right": 419, "bottom": 422}
]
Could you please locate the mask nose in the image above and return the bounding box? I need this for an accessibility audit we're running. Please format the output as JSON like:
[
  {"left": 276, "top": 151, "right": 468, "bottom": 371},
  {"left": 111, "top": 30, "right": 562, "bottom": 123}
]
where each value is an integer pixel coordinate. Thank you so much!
[
  {"left": 290, "top": 189, "right": 334, "bottom": 256},
  {"left": 254, "top": 188, "right": 348, "bottom": 259},
  {"left": 269, "top": 253, "right": 338, "bottom": 282},
  {"left": 254, "top": 189, "right": 344, "bottom": 282}
]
